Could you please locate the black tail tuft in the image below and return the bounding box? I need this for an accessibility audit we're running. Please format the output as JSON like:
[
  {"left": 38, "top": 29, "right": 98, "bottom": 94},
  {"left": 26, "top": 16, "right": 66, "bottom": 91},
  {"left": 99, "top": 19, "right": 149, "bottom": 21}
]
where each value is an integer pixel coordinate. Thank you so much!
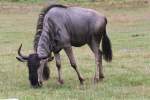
[
  {"left": 42, "top": 63, "right": 50, "bottom": 80},
  {"left": 102, "top": 33, "right": 112, "bottom": 62}
]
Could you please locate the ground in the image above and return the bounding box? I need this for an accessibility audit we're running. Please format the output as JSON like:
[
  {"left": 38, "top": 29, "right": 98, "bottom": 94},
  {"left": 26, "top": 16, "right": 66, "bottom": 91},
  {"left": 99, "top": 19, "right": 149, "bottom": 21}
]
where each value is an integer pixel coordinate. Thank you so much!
[{"left": 0, "top": 1, "right": 150, "bottom": 100}]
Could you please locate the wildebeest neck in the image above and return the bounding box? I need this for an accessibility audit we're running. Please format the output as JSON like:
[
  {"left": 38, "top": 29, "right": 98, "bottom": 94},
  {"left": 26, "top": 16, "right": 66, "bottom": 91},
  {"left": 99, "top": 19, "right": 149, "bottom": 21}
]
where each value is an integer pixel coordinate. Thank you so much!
[{"left": 37, "top": 31, "right": 51, "bottom": 58}]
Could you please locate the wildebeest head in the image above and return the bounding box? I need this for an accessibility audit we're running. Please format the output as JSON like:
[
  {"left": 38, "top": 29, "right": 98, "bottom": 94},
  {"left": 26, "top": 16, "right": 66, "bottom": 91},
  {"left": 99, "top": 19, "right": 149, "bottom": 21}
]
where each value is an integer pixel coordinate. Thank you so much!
[{"left": 16, "top": 44, "right": 53, "bottom": 87}]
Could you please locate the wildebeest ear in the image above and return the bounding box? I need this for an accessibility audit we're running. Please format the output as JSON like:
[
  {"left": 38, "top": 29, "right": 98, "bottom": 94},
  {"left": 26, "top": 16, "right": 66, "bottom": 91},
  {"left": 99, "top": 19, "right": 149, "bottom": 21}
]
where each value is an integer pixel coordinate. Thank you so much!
[{"left": 16, "top": 56, "right": 28, "bottom": 62}]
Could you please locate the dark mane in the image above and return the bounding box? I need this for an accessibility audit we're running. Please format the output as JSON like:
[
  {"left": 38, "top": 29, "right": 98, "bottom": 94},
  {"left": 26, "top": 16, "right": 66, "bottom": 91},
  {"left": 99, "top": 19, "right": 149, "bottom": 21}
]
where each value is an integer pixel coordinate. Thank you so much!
[{"left": 33, "top": 4, "right": 67, "bottom": 52}]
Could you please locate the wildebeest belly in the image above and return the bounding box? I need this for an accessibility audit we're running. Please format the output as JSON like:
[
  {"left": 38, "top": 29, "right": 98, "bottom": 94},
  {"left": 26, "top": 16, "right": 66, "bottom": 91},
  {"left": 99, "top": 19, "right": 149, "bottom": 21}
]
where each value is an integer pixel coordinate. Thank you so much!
[
  {"left": 69, "top": 19, "right": 91, "bottom": 47},
  {"left": 71, "top": 33, "right": 90, "bottom": 47},
  {"left": 57, "top": 30, "right": 89, "bottom": 47}
]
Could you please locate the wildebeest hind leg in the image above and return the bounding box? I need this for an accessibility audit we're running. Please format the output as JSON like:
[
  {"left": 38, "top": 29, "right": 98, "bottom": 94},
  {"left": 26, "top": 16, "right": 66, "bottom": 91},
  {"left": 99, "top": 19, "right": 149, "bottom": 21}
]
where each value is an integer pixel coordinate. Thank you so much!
[
  {"left": 54, "top": 53, "right": 64, "bottom": 84},
  {"left": 64, "top": 47, "right": 84, "bottom": 85},
  {"left": 88, "top": 36, "right": 104, "bottom": 83}
]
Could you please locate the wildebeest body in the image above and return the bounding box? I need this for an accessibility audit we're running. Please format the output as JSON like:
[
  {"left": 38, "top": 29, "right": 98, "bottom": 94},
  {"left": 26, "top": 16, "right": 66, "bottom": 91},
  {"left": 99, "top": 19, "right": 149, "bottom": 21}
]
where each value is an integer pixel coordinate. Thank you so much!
[
  {"left": 16, "top": 5, "right": 112, "bottom": 87},
  {"left": 38, "top": 7, "right": 107, "bottom": 55},
  {"left": 36, "top": 5, "right": 112, "bottom": 85}
]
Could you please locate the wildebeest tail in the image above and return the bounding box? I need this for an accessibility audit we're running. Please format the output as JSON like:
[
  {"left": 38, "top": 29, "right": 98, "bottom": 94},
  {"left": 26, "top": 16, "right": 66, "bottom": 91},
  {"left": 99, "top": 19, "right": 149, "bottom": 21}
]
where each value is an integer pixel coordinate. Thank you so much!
[
  {"left": 33, "top": 4, "right": 67, "bottom": 51},
  {"left": 102, "top": 28, "right": 112, "bottom": 62},
  {"left": 42, "top": 63, "right": 50, "bottom": 80}
]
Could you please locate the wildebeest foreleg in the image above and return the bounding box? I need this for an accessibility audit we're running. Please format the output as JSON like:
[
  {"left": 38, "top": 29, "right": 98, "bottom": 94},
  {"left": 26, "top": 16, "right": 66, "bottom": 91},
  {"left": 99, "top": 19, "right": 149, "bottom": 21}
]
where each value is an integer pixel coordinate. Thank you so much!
[
  {"left": 54, "top": 53, "right": 64, "bottom": 84},
  {"left": 38, "top": 59, "right": 47, "bottom": 86},
  {"left": 64, "top": 47, "right": 84, "bottom": 85}
]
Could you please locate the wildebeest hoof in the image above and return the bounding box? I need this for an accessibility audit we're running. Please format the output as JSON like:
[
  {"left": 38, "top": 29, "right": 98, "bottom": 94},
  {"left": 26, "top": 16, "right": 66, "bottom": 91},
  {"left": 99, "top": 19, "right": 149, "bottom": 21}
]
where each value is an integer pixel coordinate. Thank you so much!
[
  {"left": 99, "top": 74, "right": 104, "bottom": 78},
  {"left": 80, "top": 78, "right": 85, "bottom": 85},
  {"left": 58, "top": 79, "right": 64, "bottom": 85},
  {"left": 94, "top": 77, "right": 99, "bottom": 83},
  {"left": 99, "top": 75, "right": 104, "bottom": 81}
]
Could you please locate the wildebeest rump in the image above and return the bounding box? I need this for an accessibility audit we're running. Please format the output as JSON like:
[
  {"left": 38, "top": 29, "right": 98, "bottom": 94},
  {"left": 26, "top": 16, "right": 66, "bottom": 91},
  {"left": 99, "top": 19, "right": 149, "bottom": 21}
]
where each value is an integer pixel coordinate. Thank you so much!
[{"left": 16, "top": 4, "right": 112, "bottom": 87}]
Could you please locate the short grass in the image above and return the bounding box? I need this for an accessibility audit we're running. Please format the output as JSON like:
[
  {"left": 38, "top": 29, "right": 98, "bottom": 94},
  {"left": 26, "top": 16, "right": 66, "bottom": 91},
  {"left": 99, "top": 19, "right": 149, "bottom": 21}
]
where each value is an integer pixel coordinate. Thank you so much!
[{"left": 0, "top": 1, "right": 150, "bottom": 100}]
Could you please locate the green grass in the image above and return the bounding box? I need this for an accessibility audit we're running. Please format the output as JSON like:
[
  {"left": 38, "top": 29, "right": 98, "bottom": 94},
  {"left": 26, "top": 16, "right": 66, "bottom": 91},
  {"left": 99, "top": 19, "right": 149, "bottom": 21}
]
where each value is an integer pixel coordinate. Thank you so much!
[{"left": 0, "top": 1, "right": 150, "bottom": 100}]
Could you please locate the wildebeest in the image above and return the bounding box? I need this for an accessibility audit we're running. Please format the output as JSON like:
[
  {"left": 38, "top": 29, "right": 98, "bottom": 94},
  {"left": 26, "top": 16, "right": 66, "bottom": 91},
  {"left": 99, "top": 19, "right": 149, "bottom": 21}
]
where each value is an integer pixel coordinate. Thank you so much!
[{"left": 16, "top": 4, "right": 112, "bottom": 87}]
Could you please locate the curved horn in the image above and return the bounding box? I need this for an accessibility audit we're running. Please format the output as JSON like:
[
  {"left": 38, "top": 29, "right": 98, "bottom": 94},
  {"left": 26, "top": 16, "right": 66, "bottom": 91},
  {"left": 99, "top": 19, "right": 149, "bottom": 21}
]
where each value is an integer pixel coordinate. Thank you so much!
[{"left": 17, "top": 44, "right": 28, "bottom": 60}]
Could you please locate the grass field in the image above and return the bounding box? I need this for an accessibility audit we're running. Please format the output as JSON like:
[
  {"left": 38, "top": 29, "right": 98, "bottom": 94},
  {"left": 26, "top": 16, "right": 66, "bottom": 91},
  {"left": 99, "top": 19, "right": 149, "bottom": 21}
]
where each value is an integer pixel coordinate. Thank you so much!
[{"left": 0, "top": 1, "right": 150, "bottom": 100}]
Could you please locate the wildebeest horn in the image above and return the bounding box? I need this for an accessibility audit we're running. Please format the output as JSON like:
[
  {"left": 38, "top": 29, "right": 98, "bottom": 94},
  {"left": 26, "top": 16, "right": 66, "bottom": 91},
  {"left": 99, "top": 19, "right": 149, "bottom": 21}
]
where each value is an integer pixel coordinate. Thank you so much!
[{"left": 16, "top": 44, "right": 29, "bottom": 62}]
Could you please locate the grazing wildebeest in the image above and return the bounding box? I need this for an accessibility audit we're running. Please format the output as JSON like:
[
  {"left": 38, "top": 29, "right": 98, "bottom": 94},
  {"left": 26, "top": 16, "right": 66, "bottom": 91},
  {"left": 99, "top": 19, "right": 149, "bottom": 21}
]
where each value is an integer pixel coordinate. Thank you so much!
[{"left": 16, "top": 4, "right": 112, "bottom": 87}]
